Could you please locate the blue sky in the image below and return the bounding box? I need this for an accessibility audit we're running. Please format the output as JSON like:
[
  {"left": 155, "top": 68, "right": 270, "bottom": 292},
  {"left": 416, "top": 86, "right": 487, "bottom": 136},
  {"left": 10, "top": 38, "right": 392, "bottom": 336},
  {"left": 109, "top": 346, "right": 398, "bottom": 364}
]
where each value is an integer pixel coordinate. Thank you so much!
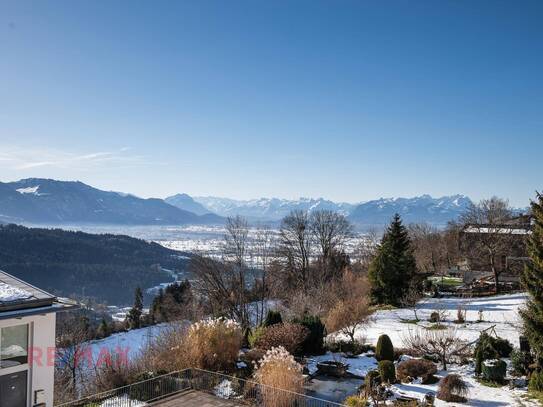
[{"left": 0, "top": 1, "right": 541, "bottom": 206}]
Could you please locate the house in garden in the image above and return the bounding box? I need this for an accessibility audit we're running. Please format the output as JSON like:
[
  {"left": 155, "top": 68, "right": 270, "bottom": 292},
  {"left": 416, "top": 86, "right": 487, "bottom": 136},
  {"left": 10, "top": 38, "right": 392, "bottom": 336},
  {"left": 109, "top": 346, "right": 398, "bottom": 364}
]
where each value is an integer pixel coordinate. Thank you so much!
[
  {"left": 0, "top": 270, "right": 76, "bottom": 407},
  {"left": 459, "top": 214, "right": 533, "bottom": 288}
]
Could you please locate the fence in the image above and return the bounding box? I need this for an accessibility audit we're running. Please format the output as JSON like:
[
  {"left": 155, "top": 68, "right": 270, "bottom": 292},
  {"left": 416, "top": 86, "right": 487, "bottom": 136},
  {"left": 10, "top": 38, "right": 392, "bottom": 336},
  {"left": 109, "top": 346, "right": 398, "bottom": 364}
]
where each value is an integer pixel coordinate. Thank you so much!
[{"left": 55, "top": 368, "right": 346, "bottom": 407}]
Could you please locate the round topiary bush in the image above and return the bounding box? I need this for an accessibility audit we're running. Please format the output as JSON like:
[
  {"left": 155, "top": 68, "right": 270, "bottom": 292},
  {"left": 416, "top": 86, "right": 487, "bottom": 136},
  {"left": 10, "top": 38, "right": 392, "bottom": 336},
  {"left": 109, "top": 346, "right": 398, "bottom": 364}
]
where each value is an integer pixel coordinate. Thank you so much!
[
  {"left": 397, "top": 359, "right": 438, "bottom": 384},
  {"left": 378, "top": 360, "right": 396, "bottom": 384},
  {"left": 295, "top": 315, "right": 326, "bottom": 355},
  {"left": 437, "top": 374, "right": 468, "bottom": 402},
  {"left": 482, "top": 359, "right": 507, "bottom": 383},
  {"left": 375, "top": 334, "right": 394, "bottom": 362}
]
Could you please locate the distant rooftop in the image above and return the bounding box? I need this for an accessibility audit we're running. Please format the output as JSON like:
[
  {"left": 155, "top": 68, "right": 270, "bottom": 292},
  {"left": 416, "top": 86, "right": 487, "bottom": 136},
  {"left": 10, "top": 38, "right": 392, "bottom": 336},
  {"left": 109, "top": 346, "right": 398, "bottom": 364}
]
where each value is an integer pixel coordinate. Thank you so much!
[{"left": 0, "top": 270, "right": 77, "bottom": 317}]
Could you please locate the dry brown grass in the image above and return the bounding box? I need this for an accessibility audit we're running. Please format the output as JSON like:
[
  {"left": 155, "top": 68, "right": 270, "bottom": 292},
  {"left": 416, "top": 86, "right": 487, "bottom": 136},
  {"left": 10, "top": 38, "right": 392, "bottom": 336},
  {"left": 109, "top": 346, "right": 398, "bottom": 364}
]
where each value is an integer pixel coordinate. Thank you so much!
[
  {"left": 254, "top": 346, "right": 304, "bottom": 407},
  {"left": 138, "top": 318, "right": 242, "bottom": 373}
]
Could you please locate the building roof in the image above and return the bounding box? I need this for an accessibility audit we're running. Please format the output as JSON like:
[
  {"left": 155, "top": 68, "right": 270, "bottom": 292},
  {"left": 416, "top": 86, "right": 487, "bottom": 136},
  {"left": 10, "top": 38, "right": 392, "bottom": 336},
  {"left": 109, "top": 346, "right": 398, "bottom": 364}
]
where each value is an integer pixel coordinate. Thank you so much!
[{"left": 0, "top": 270, "right": 77, "bottom": 317}]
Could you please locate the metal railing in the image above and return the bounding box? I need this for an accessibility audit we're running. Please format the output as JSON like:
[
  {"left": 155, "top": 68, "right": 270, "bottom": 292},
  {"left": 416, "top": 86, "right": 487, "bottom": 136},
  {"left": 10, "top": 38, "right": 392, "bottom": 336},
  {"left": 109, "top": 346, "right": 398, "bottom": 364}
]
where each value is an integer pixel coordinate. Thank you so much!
[{"left": 55, "top": 368, "right": 346, "bottom": 407}]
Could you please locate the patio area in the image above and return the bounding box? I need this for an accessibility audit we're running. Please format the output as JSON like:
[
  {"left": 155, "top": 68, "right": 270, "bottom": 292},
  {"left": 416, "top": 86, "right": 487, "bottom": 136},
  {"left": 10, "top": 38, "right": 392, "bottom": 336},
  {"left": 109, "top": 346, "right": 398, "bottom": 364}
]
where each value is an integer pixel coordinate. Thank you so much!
[{"left": 150, "top": 390, "right": 245, "bottom": 407}]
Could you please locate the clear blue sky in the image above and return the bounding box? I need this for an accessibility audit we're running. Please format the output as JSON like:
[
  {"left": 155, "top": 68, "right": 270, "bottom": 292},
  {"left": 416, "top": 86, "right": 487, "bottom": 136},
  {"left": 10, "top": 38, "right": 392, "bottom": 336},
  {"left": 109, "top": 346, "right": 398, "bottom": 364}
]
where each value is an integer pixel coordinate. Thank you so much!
[{"left": 0, "top": 1, "right": 541, "bottom": 206}]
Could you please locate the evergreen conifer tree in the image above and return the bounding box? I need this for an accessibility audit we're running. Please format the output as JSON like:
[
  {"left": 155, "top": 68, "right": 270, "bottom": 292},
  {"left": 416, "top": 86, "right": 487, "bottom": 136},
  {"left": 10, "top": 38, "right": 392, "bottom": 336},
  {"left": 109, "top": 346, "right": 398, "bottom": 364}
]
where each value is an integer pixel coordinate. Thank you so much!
[
  {"left": 368, "top": 213, "right": 418, "bottom": 305},
  {"left": 520, "top": 192, "right": 543, "bottom": 362},
  {"left": 126, "top": 286, "right": 144, "bottom": 329}
]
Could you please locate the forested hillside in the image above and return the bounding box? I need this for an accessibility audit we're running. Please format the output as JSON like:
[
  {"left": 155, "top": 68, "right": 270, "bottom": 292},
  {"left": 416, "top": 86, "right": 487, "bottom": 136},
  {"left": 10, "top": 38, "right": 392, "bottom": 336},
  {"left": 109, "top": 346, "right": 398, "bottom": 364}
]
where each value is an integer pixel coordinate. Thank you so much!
[{"left": 0, "top": 224, "right": 190, "bottom": 305}]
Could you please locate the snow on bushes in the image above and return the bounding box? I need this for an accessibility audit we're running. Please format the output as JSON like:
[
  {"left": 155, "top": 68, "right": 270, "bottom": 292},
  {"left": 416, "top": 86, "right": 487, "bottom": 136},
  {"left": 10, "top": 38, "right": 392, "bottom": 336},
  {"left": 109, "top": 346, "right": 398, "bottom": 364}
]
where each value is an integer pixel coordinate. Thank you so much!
[{"left": 482, "top": 359, "right": 507, "bottom": 383}]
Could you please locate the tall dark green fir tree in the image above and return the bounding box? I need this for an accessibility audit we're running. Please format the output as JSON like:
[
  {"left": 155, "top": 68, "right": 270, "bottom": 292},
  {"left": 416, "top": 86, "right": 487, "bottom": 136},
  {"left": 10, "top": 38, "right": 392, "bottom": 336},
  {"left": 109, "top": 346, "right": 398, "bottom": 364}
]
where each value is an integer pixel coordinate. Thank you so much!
[
  {"left": 520, "top": 192, "right": 543, "bottom": 361},
  {"left": 368, "top": 213, "right": 418, "bottom": 306},
  {"left": 126, "top": 286, "right": 144, "bottom": 329}
]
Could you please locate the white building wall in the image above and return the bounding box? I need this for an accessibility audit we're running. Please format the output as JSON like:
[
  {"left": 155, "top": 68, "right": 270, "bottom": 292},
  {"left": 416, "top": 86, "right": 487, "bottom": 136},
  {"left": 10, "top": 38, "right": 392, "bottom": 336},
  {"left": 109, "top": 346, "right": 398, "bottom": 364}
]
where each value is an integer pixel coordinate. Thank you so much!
[{"left": 0, "top": 312, "right": 56, "bottom": 407}]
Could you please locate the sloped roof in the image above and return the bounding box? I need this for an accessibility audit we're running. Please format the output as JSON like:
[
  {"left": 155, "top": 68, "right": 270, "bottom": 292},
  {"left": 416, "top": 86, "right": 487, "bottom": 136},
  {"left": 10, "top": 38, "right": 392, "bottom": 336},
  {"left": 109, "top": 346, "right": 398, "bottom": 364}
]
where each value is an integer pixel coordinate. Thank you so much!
[{"left": 0, "top": 270, "right": 56, "bottom": 312}]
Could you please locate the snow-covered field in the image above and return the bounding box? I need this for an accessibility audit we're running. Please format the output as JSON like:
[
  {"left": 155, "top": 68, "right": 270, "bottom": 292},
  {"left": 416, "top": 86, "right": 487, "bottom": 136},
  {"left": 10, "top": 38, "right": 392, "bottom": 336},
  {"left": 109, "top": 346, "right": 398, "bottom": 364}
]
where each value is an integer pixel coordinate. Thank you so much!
[
  {"left": 320, "top": 293, "right": 537, "bottom": 406},
  {"left": 346, "top": 293, "right": 527, "bottom": 348},
  {"left": 84, "top": 322, "right": 186, "bottom": 364}
]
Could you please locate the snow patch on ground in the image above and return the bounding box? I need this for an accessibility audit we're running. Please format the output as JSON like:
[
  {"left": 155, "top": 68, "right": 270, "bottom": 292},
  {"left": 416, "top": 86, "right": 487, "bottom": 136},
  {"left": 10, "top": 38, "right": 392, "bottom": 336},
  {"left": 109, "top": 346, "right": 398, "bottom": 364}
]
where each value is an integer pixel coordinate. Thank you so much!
[
  {"left": 85, "top": 322, "right": 187, "bottom": 364},
  {"left": 0, "top": 282, "right": 32, "bottom": 302},
  {"left": 16, "top": 185, "right": 42, "bottom": 195},
  {"left": 320, "top": 293, "right": 536, "bottom": 406},
  {"left": 344, "top": 293, "right": 527, "bottom": 347},
  {"left": 392, "top": 363, "right": 537, "bottom": 407}
]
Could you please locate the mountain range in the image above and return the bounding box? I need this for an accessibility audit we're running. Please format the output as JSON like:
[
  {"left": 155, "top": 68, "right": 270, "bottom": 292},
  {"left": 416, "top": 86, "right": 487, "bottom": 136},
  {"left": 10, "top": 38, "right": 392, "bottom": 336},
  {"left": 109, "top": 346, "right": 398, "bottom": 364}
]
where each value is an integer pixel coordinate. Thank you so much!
[
  {"left": 0, "top": 178, "right": 222, "bottom": 225},
  {"left": 0, "top": 178, "right": 473, "bottom": 227},
  {"left": 169, "top": 193, "right": 473, "bottom": 227}
]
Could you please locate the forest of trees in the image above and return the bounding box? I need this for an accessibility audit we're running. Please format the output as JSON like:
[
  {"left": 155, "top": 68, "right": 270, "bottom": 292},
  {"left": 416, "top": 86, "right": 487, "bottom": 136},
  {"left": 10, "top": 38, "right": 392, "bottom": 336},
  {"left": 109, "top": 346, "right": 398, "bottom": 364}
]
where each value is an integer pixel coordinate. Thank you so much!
[{"left": 0, "top": 224, "right": 191, "bottom": 304}]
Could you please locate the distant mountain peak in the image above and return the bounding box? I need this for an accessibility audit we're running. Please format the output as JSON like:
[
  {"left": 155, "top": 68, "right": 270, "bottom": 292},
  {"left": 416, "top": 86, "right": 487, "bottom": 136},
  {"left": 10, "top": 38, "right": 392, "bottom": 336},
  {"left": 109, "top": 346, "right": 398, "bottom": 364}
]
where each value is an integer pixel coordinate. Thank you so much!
[{"left": 0, "top": 179, "right": 223, "bottom": 225}]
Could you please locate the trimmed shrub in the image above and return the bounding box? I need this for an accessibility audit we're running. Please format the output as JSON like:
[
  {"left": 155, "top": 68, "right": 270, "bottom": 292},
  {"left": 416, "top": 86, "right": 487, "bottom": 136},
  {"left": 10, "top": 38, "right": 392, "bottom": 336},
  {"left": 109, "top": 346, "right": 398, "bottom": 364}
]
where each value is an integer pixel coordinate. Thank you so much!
[
  {"left": 255, "top": 323, "right": 309, "bottom": 356},
  {"left": 482, "top": 359, "right": 507, "bottom": 383},
  {"left": 397, "top": 359, "right": 437, "bottom": 384},
  {"left": 295, "top": 315, "right": 326, "bottom": 355},
  {"left": 344, "top": 395, "right": 368, "bottom": 406},
  {"left": 378, "top": 360, "right": 396, "bottom": 384},
  {"left": 264, "top": 310, "right": 283, "bottom": 327},
  {"left": 511, "top": 349, "right": 532, "bottom": 376},
  {"left": 254, "top": 346, "right": 304, "bottom": 407},
  {"left": 476, "top": 333, "right": 513, "bottom": 358},
  {"left": 437, "top": 374, "right": 468, "bottom": 402},
  {"left": 375, "top": 334, "right": 394, "bottom": 362},
  {"left": 474, "top": 332, "right": 513, "bottom": 374},
  {"left": 529, "top": 370, "right": 543, "bottom": 392}
]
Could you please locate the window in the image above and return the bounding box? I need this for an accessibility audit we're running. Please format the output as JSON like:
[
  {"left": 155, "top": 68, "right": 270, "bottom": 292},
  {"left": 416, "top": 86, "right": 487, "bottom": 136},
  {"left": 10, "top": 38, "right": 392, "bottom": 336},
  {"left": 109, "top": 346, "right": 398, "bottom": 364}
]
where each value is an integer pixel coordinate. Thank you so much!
[{"left": 0, "top": 325, "right": 28, "bottom": 368}]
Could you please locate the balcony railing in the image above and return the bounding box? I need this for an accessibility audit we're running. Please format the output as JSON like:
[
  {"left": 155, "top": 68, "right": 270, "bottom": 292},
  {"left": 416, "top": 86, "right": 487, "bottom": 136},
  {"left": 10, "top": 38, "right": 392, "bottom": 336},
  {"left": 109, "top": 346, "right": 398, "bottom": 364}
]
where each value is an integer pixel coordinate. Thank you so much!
[{"left": 55, "top": 368, "right": 346, "bottom": 407}]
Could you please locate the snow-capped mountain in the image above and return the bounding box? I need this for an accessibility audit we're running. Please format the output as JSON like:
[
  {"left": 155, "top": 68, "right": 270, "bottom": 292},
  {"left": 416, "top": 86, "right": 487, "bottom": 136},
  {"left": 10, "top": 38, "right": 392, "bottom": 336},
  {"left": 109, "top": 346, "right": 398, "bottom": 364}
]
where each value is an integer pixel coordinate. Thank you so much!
[
  {"left": 191, "top": 194, "right": 472, "bottom": 226},
  {"left": 165, "top": 193, "right": 211, "bottom": 216},
  {"left": 348, "top": 194, "right": 472, "bottom": 227},
  {"left": 193, "top": 196, "right": 356, "bottom": 221},
  {"left": 0, "top": 179, "right": 223, "bottom": 225}
]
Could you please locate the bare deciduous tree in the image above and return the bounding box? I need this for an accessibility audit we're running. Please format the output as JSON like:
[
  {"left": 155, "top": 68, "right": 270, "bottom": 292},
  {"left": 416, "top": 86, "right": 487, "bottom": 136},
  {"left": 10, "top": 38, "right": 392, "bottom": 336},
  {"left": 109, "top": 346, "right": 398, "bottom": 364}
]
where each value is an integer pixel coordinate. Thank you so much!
[
  {"left": 252, "top": 225, "right": 276, "bottom": 326},
  {"left": 310, "top": 210, "right": 353, "bottom": 281},
  {"left": 223, "top": 216, "right": 250, "bottom": 327},
  {"left": 460, "top": 197, "right": 514, "bottom": 293},
  {"left": 403, "top": 328, "right": 467, "bottom": 370},
  {"left": 55, "top": 314, "right": 92, "bottom": 402},
  {"left": 190, "top": 255, "right": 244, "bottom": 322},
  {"left": 278, "top": 210, "right": 313, "bottom": 291}
]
